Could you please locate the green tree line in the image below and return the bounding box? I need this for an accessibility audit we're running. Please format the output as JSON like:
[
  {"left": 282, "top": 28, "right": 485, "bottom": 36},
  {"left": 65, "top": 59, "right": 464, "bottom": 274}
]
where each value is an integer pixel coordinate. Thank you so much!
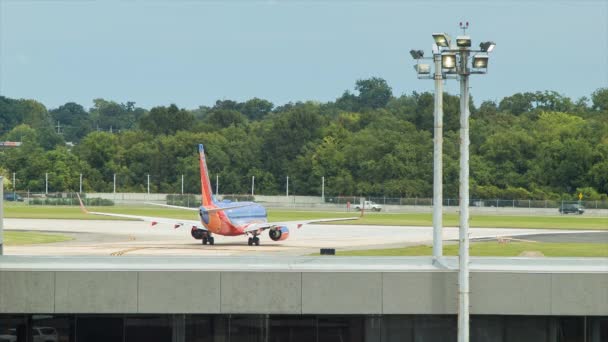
[{"left": 0, "top": 78, "right": 606, "bottom": 200}]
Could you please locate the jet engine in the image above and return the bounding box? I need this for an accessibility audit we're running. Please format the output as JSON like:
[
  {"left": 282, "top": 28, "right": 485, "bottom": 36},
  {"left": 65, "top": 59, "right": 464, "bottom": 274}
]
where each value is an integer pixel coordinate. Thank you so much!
[
  {"left": 191, "top": 227, "right": 205, "bottom": 240},
  {"left": 268, "top": 226, "right": 290, "bottom": 241}
]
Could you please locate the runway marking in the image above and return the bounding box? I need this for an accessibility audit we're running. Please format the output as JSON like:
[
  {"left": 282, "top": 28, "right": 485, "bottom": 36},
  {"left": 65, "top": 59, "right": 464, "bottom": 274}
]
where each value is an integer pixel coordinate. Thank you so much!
[
  {"left": 111, "top": 247, "right": 147, "bottom": 256},
  {"left": 497, "top": 236, "right": 538, "bottom": 244}
]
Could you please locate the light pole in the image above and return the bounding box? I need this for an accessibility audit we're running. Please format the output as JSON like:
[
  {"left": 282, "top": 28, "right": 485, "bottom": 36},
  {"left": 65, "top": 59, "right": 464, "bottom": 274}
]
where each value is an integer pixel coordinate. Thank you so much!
[
  {"left": 410, "top": 46, "right": 448, "bottom": 261},
  {"left": 321, "top": 176, "right": 325, "bottom": 203},
  {"left": 251, "top": 176, "right": 255, "bottom": 196},
  {"left": 413, "top": 23, "right": 495, "bottom": 342}
]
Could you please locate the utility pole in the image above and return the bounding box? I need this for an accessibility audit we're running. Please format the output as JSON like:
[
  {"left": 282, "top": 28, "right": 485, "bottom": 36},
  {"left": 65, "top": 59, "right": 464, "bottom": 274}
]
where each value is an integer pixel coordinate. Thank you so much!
[
  {"left": 79, "top": 173, "right": 83, "bottom": 193},
  {"left": 45, "top": 173, "right": 48, "bottom": 194},
  {"left": 113, "top": 173, "right": 116, "bottom": 193},
  {"left": 12, "top": 172, "right": 16, "bottom": 200},
  {"left": 251, "top": 176, "right": 255, "bottom": 196},
  {"left": 147, "top": 174, "right": 150, "bottom": 194},
  {"left": 286, "top": 176, "right": 289, "bottom": 197},
  {"left": 181, "top": 174, "right": 184, "bottom": 195},
  {"left": 216, "top": 174, "right": 219, "bottom": 196}
]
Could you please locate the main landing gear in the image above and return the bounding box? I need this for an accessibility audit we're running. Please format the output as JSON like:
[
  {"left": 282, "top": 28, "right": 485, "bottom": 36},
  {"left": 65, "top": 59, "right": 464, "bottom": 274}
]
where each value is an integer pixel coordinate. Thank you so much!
[
  {"left": 202, "top": 233, "right": 215, "bottom": 245},
  {"left": 248, "top": 236, "right": 260, "bottom": 246}
]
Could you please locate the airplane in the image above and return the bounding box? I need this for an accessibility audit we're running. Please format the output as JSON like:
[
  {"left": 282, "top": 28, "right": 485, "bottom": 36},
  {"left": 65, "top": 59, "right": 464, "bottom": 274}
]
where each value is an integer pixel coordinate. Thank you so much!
[{"left": 77, "top": 144, "right": 357, "bottom": 246}]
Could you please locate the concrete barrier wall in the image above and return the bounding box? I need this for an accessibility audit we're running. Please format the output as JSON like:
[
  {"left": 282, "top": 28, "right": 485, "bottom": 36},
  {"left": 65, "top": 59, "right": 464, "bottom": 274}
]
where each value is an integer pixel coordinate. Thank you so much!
[{"left": 2, "top": 269, "right": 606, "bottom": 315}]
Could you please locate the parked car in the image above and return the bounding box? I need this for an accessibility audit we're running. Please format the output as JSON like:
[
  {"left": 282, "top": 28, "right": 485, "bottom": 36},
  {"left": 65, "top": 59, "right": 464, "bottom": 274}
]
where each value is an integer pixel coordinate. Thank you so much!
[
  {"left": 0, "top": 333, "right": 16, "bottom": 342},
  {"left": 559, "top": 203, "right": 585, "bottom": 215},
  {"left": 0, "top": 329, "right": 16, "bottom": 342},
  {"left": 32, "top": 327, "right": 58, "bottom": 342},
  {"left": 3, "top": 193, "right": 23, "bottom": 202}
]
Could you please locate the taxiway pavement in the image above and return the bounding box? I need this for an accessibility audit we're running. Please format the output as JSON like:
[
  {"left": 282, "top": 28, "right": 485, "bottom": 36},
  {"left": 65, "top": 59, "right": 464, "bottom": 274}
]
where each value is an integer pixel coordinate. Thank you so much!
[{"left": 3, "top": 218, "right": 604, "bottom": 256}]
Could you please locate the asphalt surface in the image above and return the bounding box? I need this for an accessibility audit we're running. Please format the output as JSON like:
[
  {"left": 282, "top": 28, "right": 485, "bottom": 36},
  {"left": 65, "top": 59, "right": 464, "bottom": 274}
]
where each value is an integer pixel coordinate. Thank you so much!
[{"left": 3, "top": 218, "right": 606, "bottom": 256}]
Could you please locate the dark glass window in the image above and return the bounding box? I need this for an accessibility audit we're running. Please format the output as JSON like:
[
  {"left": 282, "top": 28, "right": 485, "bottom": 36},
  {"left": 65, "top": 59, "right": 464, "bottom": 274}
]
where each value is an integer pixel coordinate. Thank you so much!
[
  {"left": 413, "top": 315, "right": 456, "bottom": 342},
  {"left": 363, "top": 316, "right": 382, "bottom": 342},
  {"left": 267, "top": 315, "right": 315, "bottom": 342},
  {"left": 229, "top": 315, "right": 266, "bottom": 342},
  {"left": 0, "top": 315, "right": 26, "bottom": 342},
  {"left": 1, "top": 313, "right": 607, "bottom": 342},
  {"left": 554, "top": 317, "right": 584, "bottom": 342},
  {"left": 471, "top": 316, "right": 503, "bottom": 342},
  {"left": 383, "top": 316, "right": 414, "bottom": 342},
  {"left": 76, "top": 316, "right": 123, "bottom": 342},
  {"left": 504, "top": 316, "right": 548, "bottom": 342},
  {"left": 185, "top": 315, "right": 228, "bottom": 342},
  {"left": 125, "top": 316, "right": 172, "bottom": 342},
  {"left": 587, "top": 317, "right": 608, "bottom": 342},
  {"left": 30, "top": 315, "right": 74, "bottom": 342},
  {"left": 318, "top": 316, "right": 364, "bottom": 342}
]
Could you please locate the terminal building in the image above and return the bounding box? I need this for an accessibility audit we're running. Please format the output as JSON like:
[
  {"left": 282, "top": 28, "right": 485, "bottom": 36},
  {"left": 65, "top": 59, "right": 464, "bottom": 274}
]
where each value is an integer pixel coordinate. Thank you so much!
[{"left": 0, "top": 256, "right": 607, "bottom": 341}]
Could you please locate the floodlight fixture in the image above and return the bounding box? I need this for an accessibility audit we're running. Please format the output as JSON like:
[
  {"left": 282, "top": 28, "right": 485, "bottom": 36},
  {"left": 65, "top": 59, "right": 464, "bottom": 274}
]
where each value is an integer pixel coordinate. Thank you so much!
[
  {"left": 414, "top": 63, "right": 431, "bottom": 74},
  {"left": 456, "top": 36, "right": 471, "bottom": 48},
  {"left": 441, "top": 53, "right": 457, "bottom": 69},
  {"left": 410, "top": 49, "right": 424, "bottom": 59},
  {"left": 479, "top": 41, "right": 496, "bottom": 52},
  {"left": 472, "top": 54, "right": 489, "bottom": 69},
  {"left": 432, "top": 33, "right": 451, "bottom": 47}
]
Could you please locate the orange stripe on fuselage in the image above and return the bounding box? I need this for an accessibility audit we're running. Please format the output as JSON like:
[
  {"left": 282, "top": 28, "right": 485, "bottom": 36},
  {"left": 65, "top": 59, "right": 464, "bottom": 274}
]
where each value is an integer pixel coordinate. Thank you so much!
[
  {"left": 203, "top": 210, "right": 266, "bottom": 236},
  {"left": 200, "top": 206, "right": 243, "bottom": 236}
]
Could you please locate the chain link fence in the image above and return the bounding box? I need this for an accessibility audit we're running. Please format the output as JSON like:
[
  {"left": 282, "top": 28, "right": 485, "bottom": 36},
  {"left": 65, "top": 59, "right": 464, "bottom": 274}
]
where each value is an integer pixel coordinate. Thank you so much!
[
  {"left": 3, "top": 192, "right": 607, "bottom": 210},
  {"left": 327, "top": 196, "right": 608, "bottom": 209}
]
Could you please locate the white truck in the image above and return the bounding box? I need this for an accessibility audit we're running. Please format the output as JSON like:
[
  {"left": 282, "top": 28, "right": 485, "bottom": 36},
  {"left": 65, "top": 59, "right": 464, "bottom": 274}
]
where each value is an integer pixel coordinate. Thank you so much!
[{"left": 353, "top": 200, "right": 383, "bottom": 212}]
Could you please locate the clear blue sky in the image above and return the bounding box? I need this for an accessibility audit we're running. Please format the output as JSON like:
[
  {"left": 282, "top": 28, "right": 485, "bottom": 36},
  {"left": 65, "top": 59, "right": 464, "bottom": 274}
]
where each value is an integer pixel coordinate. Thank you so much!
[{"left": 1, "top": 0, "right": 606, "bottom": 110}]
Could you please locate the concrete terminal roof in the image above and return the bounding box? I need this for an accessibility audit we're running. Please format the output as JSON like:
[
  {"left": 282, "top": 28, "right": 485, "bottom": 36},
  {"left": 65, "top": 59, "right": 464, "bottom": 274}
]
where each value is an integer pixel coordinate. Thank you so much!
[
  {"left": 0, "top": 256, "right": 606, "bottom": 273},
  {"left": 1, "top": 256, "right": 607, "bottom": 315}
]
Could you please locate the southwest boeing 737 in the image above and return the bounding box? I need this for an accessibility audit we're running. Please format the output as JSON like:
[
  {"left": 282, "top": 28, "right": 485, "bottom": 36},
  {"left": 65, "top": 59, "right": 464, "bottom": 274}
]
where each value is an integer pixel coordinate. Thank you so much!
[{"left": 78, "top": 144, "right": 356, "bottom": 246}]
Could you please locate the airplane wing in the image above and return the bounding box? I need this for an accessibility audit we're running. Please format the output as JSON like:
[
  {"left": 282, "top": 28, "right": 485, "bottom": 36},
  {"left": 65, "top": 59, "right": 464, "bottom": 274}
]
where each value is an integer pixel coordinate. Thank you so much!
[
  {"left": 243, "top": 216, "right": 359, "bottom": 233},
  {"left": 77, "top": 194, "right": 206, "bottom": 230}
]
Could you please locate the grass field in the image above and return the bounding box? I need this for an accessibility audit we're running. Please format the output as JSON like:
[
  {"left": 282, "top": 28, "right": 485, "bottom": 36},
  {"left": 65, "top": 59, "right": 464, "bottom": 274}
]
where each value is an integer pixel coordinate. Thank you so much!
[
  {"left": 336, "top": 241, "right": 608, "bottom": 257},
  {"left": 311, "top": 211, "right": 608, "bottom": 230},
  {"left": 4, "top": 205, "right": 194, "bottom": 220},
  {"left": 3, "top": 206, "right": 607, "bottom": 230},
  {"left": 4, "top": 231, "right": 73, "bottom": 245}
]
